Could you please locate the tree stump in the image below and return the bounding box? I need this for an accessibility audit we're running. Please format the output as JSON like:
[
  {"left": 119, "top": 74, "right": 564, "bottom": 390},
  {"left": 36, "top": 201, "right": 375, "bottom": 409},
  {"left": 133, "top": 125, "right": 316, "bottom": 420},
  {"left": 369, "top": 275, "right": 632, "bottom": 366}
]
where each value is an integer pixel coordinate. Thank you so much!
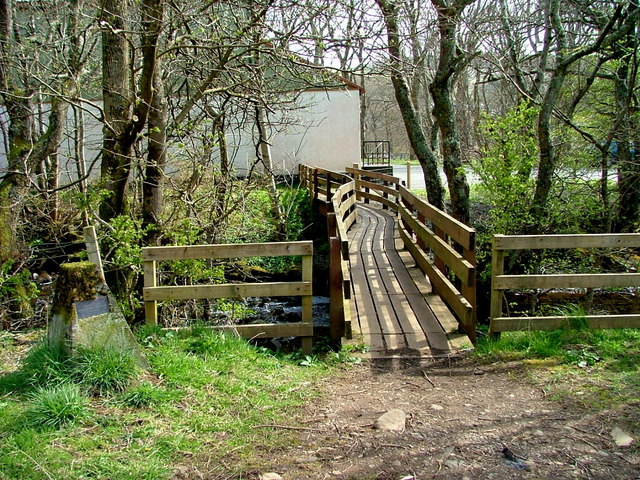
[{"left": 48, "top": 261, "right": 148, "bottom": 368}]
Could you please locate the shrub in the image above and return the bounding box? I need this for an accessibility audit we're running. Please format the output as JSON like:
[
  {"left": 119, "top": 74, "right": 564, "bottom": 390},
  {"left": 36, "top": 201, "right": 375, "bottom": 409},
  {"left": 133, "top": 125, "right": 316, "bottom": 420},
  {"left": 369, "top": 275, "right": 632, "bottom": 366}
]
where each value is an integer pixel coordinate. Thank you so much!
[
  {"left": 73, "top": 347, "right": 139, "bottom": 395},
  {"left": 25, "top": 383, "right": 90, "bottom": 430}
]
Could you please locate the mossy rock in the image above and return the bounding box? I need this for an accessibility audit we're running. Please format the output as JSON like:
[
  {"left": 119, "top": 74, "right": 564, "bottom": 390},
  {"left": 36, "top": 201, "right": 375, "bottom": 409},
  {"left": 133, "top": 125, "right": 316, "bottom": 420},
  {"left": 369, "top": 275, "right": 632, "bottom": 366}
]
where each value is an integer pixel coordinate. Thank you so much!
[{"left": 52, "top": 261, "right": 101, "bottom": 314}]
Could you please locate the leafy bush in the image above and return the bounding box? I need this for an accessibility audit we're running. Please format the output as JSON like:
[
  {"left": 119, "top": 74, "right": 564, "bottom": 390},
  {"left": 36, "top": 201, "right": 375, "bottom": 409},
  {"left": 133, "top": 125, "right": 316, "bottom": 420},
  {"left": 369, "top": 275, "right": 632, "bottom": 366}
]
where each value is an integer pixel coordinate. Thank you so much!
[
  {"left": 25, "top": 383, "right": 90, "bottom": 430},
  {"left": 473, "top": 100, "right": 539, "bottom": 235}
]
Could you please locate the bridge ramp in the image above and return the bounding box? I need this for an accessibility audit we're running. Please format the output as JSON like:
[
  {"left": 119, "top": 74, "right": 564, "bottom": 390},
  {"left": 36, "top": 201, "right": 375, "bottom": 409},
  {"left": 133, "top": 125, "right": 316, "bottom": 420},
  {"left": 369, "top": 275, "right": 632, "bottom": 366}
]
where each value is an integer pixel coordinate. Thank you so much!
[{"left": 348, "top": 205, "right": 470, "bottom": 358}]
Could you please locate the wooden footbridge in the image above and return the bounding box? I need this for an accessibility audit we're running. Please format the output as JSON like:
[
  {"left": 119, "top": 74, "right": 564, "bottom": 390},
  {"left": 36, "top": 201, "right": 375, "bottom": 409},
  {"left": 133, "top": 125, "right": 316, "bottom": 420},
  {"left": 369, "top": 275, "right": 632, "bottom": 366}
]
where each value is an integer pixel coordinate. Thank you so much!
[
  {"left": 299, "top": 164, "right": 477, "bottom": 358},
  {"left": 139, "top": 163, "right": 640, "bottom": 356},
  {"left": 139, "top": 163, "right": 477, "bottom": 358}
]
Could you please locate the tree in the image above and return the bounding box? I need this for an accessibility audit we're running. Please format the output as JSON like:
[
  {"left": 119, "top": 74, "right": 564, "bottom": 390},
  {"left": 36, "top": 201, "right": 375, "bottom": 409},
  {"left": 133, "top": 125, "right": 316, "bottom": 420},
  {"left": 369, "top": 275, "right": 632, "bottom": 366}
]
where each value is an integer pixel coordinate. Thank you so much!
[{"left": 376, "top": 0, "right": 445, "bottom": 210}]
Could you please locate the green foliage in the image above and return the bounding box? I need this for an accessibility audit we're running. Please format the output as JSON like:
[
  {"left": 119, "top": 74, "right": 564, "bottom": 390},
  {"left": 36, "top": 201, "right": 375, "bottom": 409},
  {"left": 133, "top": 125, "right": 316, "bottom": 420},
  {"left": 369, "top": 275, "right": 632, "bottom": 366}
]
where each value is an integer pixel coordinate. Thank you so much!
[
  {"left": 72, "top": 347, "right": 139, "bottom": 396},
  {"left": 24, "top": 383, "right": 91, "bottom": 430},
  {"left": 473, "top": 101, "right": 539, "bottom": 235},
  {"left": 0, "top": 261, "right": 37, "bottom": 303},
  {"left": 3, "top": 343, "right": 70, "bottom": 392},
  {"left": 118, "top": 382, "right": 173, "bottom": 408},
  {"left": 102, "top": 215, "right": 150, "bottom": 319}
]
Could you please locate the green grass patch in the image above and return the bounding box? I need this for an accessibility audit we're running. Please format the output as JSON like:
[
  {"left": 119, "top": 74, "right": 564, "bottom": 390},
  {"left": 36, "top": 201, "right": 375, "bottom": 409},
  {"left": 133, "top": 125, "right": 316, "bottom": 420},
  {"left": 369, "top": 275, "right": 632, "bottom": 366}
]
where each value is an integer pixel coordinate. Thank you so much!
[
  {"left": 0, "top": 328, "right": 343, "bottom": 479},
  {"left": 476, "top": 326, "right": 640, "bottom": 411}
]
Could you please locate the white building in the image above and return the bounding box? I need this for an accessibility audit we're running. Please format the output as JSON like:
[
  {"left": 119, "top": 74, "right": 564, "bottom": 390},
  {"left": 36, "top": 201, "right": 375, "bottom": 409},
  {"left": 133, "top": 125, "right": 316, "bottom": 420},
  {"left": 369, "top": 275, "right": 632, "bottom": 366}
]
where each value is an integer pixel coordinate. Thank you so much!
[{"left": 0, "top": 80, "right": 363, "bottom": 181}]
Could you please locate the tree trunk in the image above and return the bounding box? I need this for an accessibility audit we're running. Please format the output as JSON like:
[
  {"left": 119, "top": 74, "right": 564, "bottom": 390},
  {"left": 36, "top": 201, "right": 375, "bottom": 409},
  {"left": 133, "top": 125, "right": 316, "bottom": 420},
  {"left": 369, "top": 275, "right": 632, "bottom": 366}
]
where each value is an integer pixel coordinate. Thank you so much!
[
  {"left": 429, "top": 0, "right": 472, "bottom": 224},
  {"left": 141, "top": 0, "right": 167, "bottom": 245},
  {"left": 614, "top": 29, "right": 639, "bottom": 232},
  {"left": 376, "top": 0, "right": 444, "bottom": 209},
  {"left": 99, "top": 0, "right": 134, "bottom": 221}
]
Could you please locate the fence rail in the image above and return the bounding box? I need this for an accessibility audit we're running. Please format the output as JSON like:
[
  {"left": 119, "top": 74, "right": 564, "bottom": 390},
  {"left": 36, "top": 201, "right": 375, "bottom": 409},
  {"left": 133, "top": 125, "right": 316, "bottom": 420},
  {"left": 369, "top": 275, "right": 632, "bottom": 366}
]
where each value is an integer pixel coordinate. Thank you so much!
[
  {"left": 490, "top": 233, "right": 640, "bottom": 334},
  {"left": 142, "top": 240, "right": 313, "bottom": 354}
]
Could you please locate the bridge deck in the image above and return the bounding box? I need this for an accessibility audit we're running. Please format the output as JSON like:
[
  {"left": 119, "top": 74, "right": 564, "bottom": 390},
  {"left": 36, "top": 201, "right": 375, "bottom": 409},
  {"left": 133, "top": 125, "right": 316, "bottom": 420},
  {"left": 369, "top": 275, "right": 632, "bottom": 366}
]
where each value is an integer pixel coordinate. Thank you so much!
[{"left": 348, "top": 205, "right": 469, "bottom": 357}]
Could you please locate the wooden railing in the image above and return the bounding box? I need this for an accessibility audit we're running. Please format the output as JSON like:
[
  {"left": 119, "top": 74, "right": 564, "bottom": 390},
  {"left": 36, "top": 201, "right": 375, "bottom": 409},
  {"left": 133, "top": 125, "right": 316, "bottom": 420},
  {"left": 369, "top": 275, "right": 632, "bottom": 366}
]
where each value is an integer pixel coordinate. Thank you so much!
[
  {"left": 345, "top": 166, "right": 477, "bottom": 342},
  {"left": 302, "top": 163, "right": 477, "bottom": 344},
  {"left": 142, "top": 241, "right": 314, "bottom": 354},
  {"left": 490, "top": 234, "right": 640, "bottom": 334},
  {"left": 299, "top": 164, "right": 356, "bottom": 343},
  {"left": 396, "top": 186, "right": 476, "bottom": 343}
]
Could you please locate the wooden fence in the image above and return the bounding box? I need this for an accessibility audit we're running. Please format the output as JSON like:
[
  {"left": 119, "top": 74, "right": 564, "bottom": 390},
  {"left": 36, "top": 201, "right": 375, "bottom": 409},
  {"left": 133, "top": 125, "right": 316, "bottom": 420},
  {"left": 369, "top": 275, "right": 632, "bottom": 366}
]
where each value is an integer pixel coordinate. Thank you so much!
[
  {"left": 299, "top": 165, "right": 355, "bottom": 343},
  {"left": 490, "top": 234, "right": 640, "bottom": 334},
  {"left": 345, "top": 166, "right": 477, "bottom": 343},
  {"left": 142, "top": 241, "right": 314, "bottom": 354}
]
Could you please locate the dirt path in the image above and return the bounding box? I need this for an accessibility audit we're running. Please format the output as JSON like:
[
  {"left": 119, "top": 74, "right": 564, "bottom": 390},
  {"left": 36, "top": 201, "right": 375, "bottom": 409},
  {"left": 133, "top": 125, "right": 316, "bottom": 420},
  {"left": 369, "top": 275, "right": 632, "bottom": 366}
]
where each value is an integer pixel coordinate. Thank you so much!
[{"left": 246, "top": 356, "right": 639, "bottom": 480}]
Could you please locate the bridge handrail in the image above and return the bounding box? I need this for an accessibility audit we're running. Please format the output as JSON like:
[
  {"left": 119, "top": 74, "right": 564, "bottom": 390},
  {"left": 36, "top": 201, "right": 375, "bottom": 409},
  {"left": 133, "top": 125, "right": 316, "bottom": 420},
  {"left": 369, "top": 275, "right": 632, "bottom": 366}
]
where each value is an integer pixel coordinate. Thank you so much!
[
  {"left": 141, "top": 241, "right": 314, "bottom": 353},
  {"left": 300, "top": 163, "right": 477, "bottom": 343},
  {"left": 299, "top": 164, "right": 355, "bottom": 342},
  {"left": 343, "top": 165, "right": 476, "bottom": 342},
  {"left": 490, "top": 233, "right": 640, "bottom": 334}
]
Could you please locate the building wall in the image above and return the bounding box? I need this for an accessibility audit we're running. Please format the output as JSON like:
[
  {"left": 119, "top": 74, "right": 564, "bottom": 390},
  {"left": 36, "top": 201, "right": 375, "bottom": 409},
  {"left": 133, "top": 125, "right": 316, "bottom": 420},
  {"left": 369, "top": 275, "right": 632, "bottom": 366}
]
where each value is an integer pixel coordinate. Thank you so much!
[
  {"left": 0, "top": 87, "right": 362, "bottom": 180},
  {"left": 224, "top": 87, "right": 362, "bottom": 175}
]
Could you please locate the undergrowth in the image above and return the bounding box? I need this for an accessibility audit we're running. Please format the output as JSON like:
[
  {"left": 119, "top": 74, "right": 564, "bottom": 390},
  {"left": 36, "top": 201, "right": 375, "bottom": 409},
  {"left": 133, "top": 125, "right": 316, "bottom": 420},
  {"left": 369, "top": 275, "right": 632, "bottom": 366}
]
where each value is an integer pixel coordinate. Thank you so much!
[
  {"left": 476, "top": 321, "right": 640, "bottom": 411},
  {"left": 0, "top": 328, "right": 356, "bottom": 479}
]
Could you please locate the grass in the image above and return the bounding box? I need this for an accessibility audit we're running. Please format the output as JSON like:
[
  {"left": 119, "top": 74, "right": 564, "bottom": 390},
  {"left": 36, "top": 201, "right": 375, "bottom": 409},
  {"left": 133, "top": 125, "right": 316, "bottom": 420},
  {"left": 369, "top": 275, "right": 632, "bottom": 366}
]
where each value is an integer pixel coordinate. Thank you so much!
[
  {"left": 476, "top": 322, "right": 640, "bottom": 412},
  {"left": 0, "top": 327, "right": 350, "bottom": 479}
]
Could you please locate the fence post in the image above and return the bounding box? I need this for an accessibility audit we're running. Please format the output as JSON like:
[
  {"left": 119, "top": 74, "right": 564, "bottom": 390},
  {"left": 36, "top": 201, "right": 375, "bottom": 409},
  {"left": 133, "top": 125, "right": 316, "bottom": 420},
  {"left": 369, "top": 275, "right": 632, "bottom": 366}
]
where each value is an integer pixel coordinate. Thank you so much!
[
  {"left": 489, "top": 236, "right": 505, "bottom": 338},
  {"left": 326, "top": 172, "right": 332, "bottom": 201},
  {"left": 143, "top": 256, "right": 158, "bottom": 326},
  {"left": 406, "top": 161, "right": 411, "bottom": 190},
  {"left": 382, "top": 179, "right": 388, "bottom": 210},
  {"left": 313, "top": 168, "right": 319, "bottom": 201},
  {"left": 463, "top": 237, "right": 477, "bottom": 344},
  {"left": 83, "top": 226, "right": 105, "bottom": 281},
  {"left": 301, "top": 252, "right": 313, "bottom": 355},
  {"left": 329, "top": 236, "right": 345, "bottom": 345}
]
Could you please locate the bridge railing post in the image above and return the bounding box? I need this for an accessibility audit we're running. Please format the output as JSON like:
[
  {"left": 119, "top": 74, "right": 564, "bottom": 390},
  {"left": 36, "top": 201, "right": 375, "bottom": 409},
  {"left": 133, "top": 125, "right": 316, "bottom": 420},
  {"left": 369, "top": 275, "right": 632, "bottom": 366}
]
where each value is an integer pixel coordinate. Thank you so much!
[
  {"left": 313, "top": 168, "right": 319, "bottom": 201},
  {"left": 327, "top": 172, "right": 332, "bottom": 201},
  {"left": 329, "top": 235, "right": 345, "bottom": 346}
]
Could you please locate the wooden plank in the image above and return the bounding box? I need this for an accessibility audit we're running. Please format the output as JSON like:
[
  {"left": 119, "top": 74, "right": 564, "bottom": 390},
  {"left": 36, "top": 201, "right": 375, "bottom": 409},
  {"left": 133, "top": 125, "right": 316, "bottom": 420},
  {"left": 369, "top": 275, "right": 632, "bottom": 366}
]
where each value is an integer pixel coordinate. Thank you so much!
[
  {"left": 400, "top": 225, "right": 473, "bottom": 325},
  {"left": 387, "top": 294, "right": 423, "bottom": 336},
  {"left": 491, "top": 315, "right": 640, "bottom": 332},
  {"left": 383, "top": 333, "right": 409, "bottom": 351},
  {"left": 337, "top": 192, "right": 358, "bottom": 217},
  {"left": 373, "top": 267, "right": 404, "bottom": 295},
  {"left": 84, "top": 226, "right": 105, "bottom": 281},
  {"left": 494, "top": 233, "right": 640, "bottom": 250},
  {"left": 372, "top": 293, "right": 403, "bottom": 335},
  {"left": 358, "top": 179, "right": 400, "bottom": 198},
  {"left": 143, "top": 260, "right": 158, "bottom": 326},
  {"left": 357, "top": 190, "right": 398, "bottom": 211},
  {"left": 489, "top": 245, "right": 505, "bottom": 335},
  {"left": 213, "top": 322, "right": 313, "bottom": 338},
  {"left": 344, "top": 209, "right": 357, "bottom": 232},
  {"left": 398, "top": 186, "right": 475, "bottom": 250},
  {"left": 424, "top": 294, "right": 458, "bottom": 335},
  {"left": 399, "top": 204, "right": 474, "bottom": 286},
  {"left": 346, "top": 166, "right": 400, "bottom": 184},
  {"left": 144, "top": 281, "right": 312, "bottom": 301},
  {"left": 350, "top": 276, "right": 382, "bottom": 336},
  {"left": 142, "top": 240, "right": 313, "bottom": 261},
  {"left": 494, "top": 273, "right": 640, "bottom": 290},
  {"left": 330, "top": 237, "right": 345, "bottom": 343}
]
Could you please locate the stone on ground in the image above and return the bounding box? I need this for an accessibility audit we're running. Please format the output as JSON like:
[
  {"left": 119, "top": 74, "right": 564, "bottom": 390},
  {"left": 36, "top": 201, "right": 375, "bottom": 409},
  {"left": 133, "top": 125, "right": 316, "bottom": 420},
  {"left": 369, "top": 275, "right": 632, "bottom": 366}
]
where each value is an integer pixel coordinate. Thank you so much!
[
  {"left": 611, "top": 427, "right": 634, "bottom": 447},
  {"left": 374, "top": 408, "right": 406, "bottom": 431}
]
